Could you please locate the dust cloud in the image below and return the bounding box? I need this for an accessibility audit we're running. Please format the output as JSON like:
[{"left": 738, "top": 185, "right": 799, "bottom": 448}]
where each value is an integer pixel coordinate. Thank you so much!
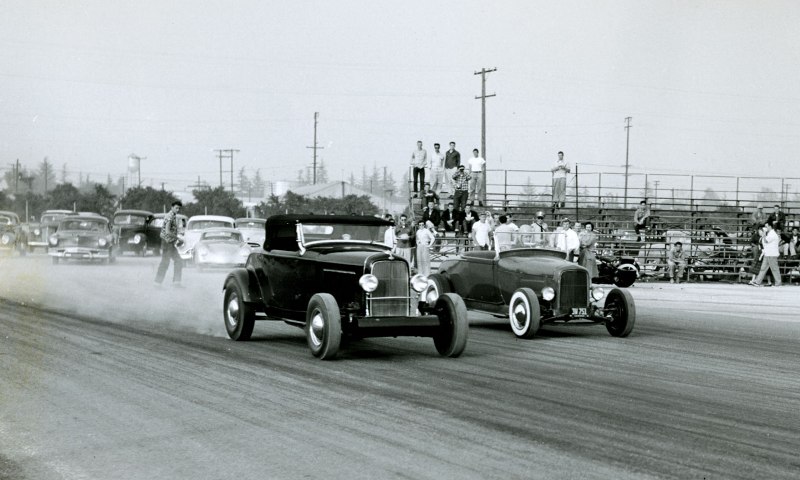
[{"left": 1, "top": 254, "right": 230, "bottom": 338}]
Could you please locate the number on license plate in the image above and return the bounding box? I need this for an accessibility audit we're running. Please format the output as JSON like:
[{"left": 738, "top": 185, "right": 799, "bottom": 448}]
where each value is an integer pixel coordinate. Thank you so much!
[{"left": 571, "top": 307, "right": 587, "bottom": 317}]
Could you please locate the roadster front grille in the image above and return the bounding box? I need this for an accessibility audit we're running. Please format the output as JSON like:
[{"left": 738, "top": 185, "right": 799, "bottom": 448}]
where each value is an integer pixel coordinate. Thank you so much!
[
  {"left": 368, "top": 260, "right": 409, "bottom": 316},
  {"left": 558, "top": 270, "right": 589, "bottom": 309}
]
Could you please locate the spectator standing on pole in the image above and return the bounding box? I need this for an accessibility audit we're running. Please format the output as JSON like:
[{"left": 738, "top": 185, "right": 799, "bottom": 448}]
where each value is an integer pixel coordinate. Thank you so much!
[
  {"left": 443, "top": 141, "right": 461, "bottom": 198},
  {"left": 550, "top": 151, "right": 570, "bottom": 210},
  {"left": 154, "top": 200, "right": 184, "bottom": 287},
  {"left": 410, "top": 140, "right": 428, "bottom": 198},
  {"left": 750, "top": 221, "right": 782, "bottom": 287}
]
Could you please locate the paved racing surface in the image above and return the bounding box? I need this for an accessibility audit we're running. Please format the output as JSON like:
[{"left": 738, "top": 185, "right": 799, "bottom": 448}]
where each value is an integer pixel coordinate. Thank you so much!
[{"left": 2, "top": 255, "right": 799, "bottom": 479}]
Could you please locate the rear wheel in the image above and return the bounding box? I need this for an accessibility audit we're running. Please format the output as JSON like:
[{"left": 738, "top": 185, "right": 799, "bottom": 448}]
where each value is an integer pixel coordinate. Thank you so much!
[
  {"left": 305, "top": 293, "right": 342, "bottom": 360},
  {"left": 604, "top": 288, "right": 636, "bottom": 337},
  {"left": 223, "top": 280, "right": 255, "bottom": 341},
  {"left": 433, "top": 293, "right": 468, "bottom": 357},
  {"left": 508, "top": 288, "right": 541, "bottom": 339}
]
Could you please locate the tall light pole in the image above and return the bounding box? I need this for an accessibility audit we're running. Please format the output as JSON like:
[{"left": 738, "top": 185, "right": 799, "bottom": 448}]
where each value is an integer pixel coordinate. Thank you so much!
[
  {"left": 475, "top": 67, "right": 496, "bottom": 205},
  {"left": 624, "top": 117, "right": 632, "bottom": 208},
  {"left": 306, "top": 112, "right": 324, "bottom": 185}
]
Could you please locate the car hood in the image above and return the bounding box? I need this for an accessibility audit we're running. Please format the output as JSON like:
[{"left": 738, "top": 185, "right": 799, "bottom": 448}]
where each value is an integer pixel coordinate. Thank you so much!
[
  {"left": 198, "top": 241, "right": 247, "bottom": 253},
  {"left": 305, "top": 244, "right": 395, "bottom": 267}
]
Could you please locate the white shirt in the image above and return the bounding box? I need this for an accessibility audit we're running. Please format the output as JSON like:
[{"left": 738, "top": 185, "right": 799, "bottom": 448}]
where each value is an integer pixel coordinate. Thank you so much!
[
  {"left": 430, "top": 151, "right": 444, "bottom": 170},
  {"left": 555, "top": 227, "right": 580, "bottom": 255},
  {"left": 762, "top": 229, "right": 780, "bottom": 257},
  {"left": 552, "top": 159, "right": 570, "bottom": 179},
  {"left": 384, "top": 227, "right": 396, "bottom": 250},
  {"left": 472, "top": 221, "right": 491, "bottom": 247},
  {"left": 411, "top": 148, "right": 428, "bottom": 168},
  {"left": 493, "top": 224, "right": 516, "bottom": 251},
  {"left": 468, "top": 156, "right": 485, "bottom": 172}
]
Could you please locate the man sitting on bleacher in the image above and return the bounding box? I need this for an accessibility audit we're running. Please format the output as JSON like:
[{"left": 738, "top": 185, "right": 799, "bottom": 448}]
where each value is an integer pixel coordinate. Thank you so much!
[{"left": 667, "top": 241, "right": 687, "bottom": 284}]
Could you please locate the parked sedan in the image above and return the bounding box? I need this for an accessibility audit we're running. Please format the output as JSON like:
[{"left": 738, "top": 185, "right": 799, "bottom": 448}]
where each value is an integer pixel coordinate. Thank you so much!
[
  {"left": 0, "top": 211, "right": 27, "bottom": 256},
  {"left": 426, "top": 247, "right": 635, "bottom": 339},
  {"left": 112, "top": 209, "right": 161, "bottom": 256},
  {"left": 48, "top": 213, "right": 115, "bottom": 264},
  {"left": 235, "top": 217, "right": 266, "bottom": 248},
  {"left": 222, "top": 214, "right": 468, "bottom": 359},
  {"left": 193, "top": 228, "right": 251, "bottom": 268},
  {"left": 25, "top": 209, "right": 73, "bottom": 252},
  {"left": 179, "top": 215, "right": 235, "bottom": 261}
]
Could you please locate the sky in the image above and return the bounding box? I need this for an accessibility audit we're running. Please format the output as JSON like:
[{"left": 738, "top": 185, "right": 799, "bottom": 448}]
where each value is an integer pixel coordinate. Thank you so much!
[{"left": 2, "top": 0, "right": 799, "bottom": 198}]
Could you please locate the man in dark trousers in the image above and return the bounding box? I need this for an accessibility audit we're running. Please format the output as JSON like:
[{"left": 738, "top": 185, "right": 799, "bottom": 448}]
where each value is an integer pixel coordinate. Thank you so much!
[
  {"left": 443, "top": 141, "right": 461, "bottom": 198},
  {"left": 154, "top": 200, "right": 184, "bottom": 287}
]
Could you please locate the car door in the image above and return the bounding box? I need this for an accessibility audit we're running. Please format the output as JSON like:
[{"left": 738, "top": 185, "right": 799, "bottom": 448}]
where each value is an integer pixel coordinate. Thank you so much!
[{"left": 449, "top": 254, "right": 501, "bottom": 303}]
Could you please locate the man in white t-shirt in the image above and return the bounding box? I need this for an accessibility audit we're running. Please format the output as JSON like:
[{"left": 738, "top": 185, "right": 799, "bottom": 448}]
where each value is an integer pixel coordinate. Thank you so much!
[
  {"left": 467, "top": 148, "right": 486, "bottom": 207},
  {"left": 471, "top": 212, "right": 491, "bottom": 250},
  {"left": 551, "top": 151, "right": 570, "bottom": 209}
]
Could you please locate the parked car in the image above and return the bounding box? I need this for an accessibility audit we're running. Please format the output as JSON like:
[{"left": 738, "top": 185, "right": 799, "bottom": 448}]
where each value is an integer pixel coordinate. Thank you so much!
[
  {"left": 222, "top": 214, "right": 469, "bottom": 359},
  {"left": 427, "top": 247, "right": 635, "bottom": 339},
  {"left": 180, "top": 215, "right": 235, "bottom": 261},
  {"left": 193, "top": 228, "right": 251, "bottom": 268},
  {"left": 152, "top": 212, "right": 188, "bottom": 233},
  {"left": 594, "top": 253, "right": 640, "bottom": 287},
  {"left": 0, "top": 211, "right": 27, "bottom": 256},
  {"left": 235, "top": 217, "right": 266, "bottom": 248},
  {"left": 48, "top": 213, "right": 115, "bottom": 264},
  {"left": 25, "top": 209, "right": 73, "bottom": 253},
  {"left": 112, "top": 210, "right": 161, "bottom": 256}
]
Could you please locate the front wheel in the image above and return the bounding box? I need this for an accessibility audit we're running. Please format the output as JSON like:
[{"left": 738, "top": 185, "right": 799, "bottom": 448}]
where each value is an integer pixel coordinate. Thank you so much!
[
  {"left": 433, "top": 293, "right": 468, "bottom": 357},
  {"left": 604, "top": 288, "right": 636, "bottom": 337},
  {"left": 305, "top": 293, "right": 342, "bottom": 360},
  {"left": 223, "top": 280, "right": 255, "bottom": 341},
  {"left": 423, "top": 273, "right": 451, "bottom": 305},
  {"left": 508, "top": 288, "right": 541, "bottom": 339}
]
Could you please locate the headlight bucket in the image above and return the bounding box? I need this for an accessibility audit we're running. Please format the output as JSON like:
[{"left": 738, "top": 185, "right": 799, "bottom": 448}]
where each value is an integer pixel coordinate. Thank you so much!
[
  {"left": 541, "top": 287, "right": 555, "bottom": 301},
  {"left": 98, "top": 238, "right": 108, "bottom": 247},
  {"left": 132, "top": 234, "right": 143, "bottom": 244},
  {"left": 359, "top": 274, "right": 379, "bottom": 292},
  {"left": 410, "top": 274, "right": 428, "bottom": 292},
  {"left": 591, "top": 287, "right": 605, "bottom": 301},
  {"left": 49, "top": 235, "right": 58, "bottom": 246},
  {"left": 0, "top": 234, "right": 10, "bottom": 245}
]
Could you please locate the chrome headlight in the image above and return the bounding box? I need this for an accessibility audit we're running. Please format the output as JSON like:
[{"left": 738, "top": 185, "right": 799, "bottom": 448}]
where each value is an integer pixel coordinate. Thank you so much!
[
  {"left": 49, "top": 235, "right": 58, "bottom": 246},
  {"left": 0, "top": 234, "right": 10, "bottom": 245},
  {"left": 33, "top": 228, "right": 41, "bottom": 236},
  {"left": 132, "top": 234, "right": 143, "bottom": 244},
  {"left": 359, "top": 274, "right": 378, "bottom": 292},
  {"left": 541, "top": 287, "right": 555, "bottom": 301},
  {"left": 591, "top": 287, "right": 605, "bottom": 301},
  {"left": 410, "top": 274, "right": 429, "bottom": 292},
  {"left": 98, "top": 238, "right": 108, "bottom": 247}
]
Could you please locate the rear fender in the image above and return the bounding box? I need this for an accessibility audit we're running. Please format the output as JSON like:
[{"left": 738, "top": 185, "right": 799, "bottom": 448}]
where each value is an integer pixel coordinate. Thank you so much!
[{"left": 224, "top": 267, "right": 263, "bottom": 304}]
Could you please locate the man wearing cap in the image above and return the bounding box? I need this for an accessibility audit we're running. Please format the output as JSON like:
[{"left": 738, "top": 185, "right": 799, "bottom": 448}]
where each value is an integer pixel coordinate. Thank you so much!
[{"left": 531, "top": 211, "right": 549, "bottom": 247}]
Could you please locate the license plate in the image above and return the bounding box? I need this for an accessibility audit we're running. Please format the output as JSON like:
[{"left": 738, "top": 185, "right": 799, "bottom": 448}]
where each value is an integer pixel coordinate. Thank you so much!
[{"left": 571, "top": 307, "right": 587, "bottom": 317}]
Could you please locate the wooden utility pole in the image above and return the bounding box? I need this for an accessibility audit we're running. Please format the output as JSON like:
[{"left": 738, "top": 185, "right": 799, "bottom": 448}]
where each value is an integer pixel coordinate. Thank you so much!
[
  {"left": 306, "top": 112, "right": 323, "bottom": 185},
  {"left": 215, "top": 149, "right": 239, "bottom": 191},
  {"left": 475, "top": 68, "right": 496, "bottom": 205},
  {"left": 624, "top": 116, "right": 632, "bottom": 208}
]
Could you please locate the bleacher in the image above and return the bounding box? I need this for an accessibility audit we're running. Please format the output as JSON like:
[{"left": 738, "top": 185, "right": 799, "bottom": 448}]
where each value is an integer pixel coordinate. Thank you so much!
[{"left": 402, "top": 170, "right": 799, "bottom": 283}]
